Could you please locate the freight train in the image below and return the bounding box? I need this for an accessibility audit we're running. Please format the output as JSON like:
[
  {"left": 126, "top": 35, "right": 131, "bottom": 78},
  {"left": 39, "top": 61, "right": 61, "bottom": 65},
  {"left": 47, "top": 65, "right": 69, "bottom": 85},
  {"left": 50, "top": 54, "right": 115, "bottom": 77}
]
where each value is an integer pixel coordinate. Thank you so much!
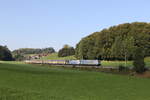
[{"left": 25, "top": 60, "right": 100, "bottom": 67}]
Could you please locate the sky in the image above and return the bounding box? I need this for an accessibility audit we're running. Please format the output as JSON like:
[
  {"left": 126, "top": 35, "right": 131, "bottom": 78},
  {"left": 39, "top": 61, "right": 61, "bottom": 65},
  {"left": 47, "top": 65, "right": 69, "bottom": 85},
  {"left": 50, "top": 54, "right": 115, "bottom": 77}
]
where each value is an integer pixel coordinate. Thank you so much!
[{"left": 0, "top": 0, "right": 150, "bottom": 51}]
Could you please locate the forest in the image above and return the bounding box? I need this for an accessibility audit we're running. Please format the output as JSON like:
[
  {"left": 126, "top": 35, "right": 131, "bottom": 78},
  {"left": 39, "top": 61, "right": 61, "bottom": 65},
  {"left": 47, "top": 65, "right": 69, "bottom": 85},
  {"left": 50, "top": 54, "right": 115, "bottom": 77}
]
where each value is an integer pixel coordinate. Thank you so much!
[{"left": 75, "top": 22, "right": 150, "bottom": 60}]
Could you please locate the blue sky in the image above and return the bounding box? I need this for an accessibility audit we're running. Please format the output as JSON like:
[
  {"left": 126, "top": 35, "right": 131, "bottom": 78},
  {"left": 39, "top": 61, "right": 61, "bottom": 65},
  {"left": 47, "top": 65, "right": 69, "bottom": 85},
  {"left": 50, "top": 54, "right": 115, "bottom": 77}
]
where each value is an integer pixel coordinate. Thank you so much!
[{"left": 0, "top": 0, "right": 150, "bottom": 51}]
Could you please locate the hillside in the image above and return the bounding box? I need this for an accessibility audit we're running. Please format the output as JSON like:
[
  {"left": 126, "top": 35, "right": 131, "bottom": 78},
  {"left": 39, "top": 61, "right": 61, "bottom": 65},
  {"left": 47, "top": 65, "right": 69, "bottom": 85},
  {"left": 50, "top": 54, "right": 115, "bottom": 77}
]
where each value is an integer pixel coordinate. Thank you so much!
[{"left": 41, "top": 53, "right": 76, "bottom": 60}]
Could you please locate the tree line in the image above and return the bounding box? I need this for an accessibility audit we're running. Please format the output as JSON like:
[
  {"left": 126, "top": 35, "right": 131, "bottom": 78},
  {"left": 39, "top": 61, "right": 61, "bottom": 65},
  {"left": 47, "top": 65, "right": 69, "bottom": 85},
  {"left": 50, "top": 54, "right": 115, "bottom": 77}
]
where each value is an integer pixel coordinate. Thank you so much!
[
  {"left": 12, "top": 47, "right": 55, "bottom": 61},
  {"left": 12, "top": 47, "right": 55, "bottom": 55},
  {"left": 0, "top": 45, "right": 13, "bottom": 61},
  {"left": 75, "top": 22, "right": 150, "bottom": 61}
]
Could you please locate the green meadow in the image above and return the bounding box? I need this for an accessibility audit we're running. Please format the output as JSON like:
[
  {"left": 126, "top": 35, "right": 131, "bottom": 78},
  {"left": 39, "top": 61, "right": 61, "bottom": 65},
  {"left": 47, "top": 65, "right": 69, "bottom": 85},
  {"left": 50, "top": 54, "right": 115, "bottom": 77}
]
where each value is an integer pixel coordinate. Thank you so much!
[
  {"left": 41, "top": 53, "right": 76, "bottom": 60},
  {"left": 41, "top": 53, "right": 150, "bottom": 67},
  {"left": 101, "top": 57, "right": 150, "bottom": 67},
  {"left": 0, "top": 61, "right": 150, "bottom": 100}
]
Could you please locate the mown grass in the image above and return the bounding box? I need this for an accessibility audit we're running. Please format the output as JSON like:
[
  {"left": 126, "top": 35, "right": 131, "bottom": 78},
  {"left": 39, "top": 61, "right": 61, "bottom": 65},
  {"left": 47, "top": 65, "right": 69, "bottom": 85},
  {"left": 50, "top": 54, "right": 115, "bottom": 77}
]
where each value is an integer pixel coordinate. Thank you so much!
[{"left": 0, "top": 62, "right": 150, "bottom": 100}]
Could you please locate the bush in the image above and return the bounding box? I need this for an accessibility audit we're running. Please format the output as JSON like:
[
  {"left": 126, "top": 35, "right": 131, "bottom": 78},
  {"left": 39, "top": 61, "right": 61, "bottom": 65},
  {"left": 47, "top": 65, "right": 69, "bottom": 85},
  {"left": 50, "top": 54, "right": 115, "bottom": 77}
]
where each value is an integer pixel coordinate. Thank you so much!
[{"left": 133, "top": 47, "right": 146, "bottom": 73}]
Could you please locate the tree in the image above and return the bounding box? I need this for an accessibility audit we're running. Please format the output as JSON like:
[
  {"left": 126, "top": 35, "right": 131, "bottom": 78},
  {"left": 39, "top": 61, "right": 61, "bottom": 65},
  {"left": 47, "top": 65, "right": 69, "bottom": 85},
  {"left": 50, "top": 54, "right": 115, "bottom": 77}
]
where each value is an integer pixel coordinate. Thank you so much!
[
  {"left": 0, "top": 45, "right": 13, "bottom": 61},
  {"left": 111, "top": 36, "right": 123, "bottom": 60},
  {"left": 75, "top": 38, "right": 88, "bottom": 59},
  {"left": 133, "top": 47, "right": 146, "bottom": 73},
  {"left": 42, "top": 47, "right": 55, "bottom": 54},
  {"left": 122, "top": 36, "right": 135, "bottom": 66},
  {"left": 63, "top": 44, "right": 70, "bottom": 49},
  {"left": 58, "top": 45, "right": 75, "bottom": 57}
]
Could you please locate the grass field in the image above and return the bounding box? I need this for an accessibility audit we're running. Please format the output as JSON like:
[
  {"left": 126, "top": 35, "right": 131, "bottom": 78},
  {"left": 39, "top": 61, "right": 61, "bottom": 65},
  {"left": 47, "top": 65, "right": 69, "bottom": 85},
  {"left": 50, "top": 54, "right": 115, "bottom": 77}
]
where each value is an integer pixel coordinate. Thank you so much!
[
  {"left": 102, "top": 57, "right": 150, "bottom": 67},
  {"left": 0, "top": 61, "right": 150, "bottom": 100},
  {"left": 41, "top": 53, "right": 150, "bottom": 67},
  {"left": 41, "top": 53, "right": 76, "bottom": 60}
]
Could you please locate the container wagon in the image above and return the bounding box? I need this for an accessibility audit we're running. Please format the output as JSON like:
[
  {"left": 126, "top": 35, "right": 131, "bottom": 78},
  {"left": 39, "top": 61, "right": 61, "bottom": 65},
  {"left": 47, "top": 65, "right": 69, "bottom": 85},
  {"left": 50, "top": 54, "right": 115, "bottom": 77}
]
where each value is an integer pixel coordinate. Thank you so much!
[{"left": 25, "top": 60, "right": 100, "bottom": 67}]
